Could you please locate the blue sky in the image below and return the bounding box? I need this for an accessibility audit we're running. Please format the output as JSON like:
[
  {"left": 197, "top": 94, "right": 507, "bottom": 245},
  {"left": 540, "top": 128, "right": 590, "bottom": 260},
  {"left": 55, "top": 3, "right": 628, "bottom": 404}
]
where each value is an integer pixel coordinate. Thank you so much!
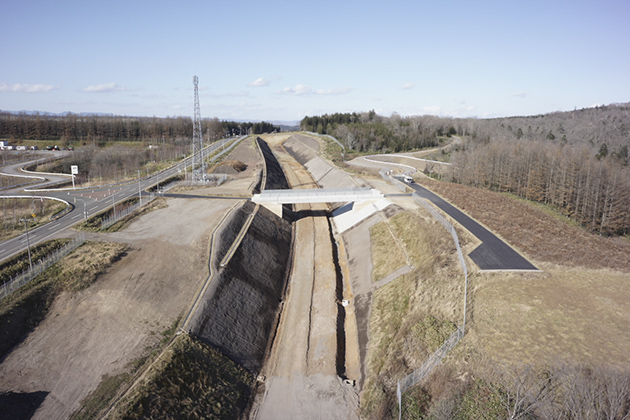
[{"left": 1, "top": 0, "right": 629, "bottom": 122}]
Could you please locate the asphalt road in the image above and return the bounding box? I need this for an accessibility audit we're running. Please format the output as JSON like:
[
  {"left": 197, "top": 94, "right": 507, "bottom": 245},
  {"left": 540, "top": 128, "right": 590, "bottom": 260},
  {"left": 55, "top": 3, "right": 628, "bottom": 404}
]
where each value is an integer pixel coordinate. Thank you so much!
[
  {"left": 0, "top": 136, "right": 246, "bottom": 263},
  {"left": 409, "top": 182, "right": 538, "bottom": 271}
]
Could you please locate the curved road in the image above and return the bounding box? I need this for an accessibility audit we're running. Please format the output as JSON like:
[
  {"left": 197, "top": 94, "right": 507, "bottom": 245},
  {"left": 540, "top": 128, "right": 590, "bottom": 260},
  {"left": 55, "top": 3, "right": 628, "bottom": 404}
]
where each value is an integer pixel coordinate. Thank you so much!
[
  {"left": 350, "top": 153, "right": 538, "bottom": 271},
  {"left": 0, "top": 136, "right": 246, "bottom": 263}
]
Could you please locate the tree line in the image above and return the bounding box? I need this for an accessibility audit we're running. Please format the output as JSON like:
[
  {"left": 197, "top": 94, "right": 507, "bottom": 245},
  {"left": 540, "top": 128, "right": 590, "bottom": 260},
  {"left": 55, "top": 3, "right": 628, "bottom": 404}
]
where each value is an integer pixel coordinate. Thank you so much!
[
  {"left": 303, "top": 105, "right": 630, "bottom": 235},
  {"left": 0, "top": 112, "right": 280, "bottom": 143},
  {"left": 446, "top": 138, "right": 630, "bottom": 235},
  {"left": 408, "top": 362, "right": 630, "bottom": 419},
  {"left": 301, "top": 111, "right": 459, "bottom": 152}
]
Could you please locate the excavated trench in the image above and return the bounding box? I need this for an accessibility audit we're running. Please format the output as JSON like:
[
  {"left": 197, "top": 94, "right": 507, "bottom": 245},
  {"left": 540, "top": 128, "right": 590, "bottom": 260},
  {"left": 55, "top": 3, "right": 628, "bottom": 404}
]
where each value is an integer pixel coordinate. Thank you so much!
[
  {"left": 186, "top": 137, "right": 349, "bottom": 380},
  {"left": 329, "top": 217, "right": 348, "bottom": 380}
]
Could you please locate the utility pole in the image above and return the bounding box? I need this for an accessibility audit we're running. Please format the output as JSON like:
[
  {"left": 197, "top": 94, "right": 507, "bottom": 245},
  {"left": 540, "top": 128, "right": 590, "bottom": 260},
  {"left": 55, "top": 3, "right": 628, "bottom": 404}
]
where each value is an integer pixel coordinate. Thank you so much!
[
  {"left": 20, "top": 218, "right": 33, "bottom": 273},
  {"left": 138, "top": 169, "right": 142, "bottom": 206}
]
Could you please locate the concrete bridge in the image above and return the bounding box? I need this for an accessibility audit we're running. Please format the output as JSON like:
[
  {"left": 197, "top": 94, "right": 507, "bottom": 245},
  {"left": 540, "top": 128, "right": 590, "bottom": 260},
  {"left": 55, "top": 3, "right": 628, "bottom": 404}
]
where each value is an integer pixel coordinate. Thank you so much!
[{"left": 251, "top": 187, "right": 384, "bottom": 217}]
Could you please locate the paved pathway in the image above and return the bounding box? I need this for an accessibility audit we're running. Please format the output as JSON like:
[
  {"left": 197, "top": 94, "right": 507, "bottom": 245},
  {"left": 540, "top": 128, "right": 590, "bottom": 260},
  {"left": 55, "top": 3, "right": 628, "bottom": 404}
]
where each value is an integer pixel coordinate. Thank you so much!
[{"left": 410, "top": 183, "right": 538, "bottom": 271}]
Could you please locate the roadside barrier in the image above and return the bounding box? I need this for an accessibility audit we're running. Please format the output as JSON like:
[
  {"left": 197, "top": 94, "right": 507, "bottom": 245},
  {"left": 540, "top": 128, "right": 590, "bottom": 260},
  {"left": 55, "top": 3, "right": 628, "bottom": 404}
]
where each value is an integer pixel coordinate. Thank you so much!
[{"left": 0, "top": 232, "right": 86, "bottom": 300}]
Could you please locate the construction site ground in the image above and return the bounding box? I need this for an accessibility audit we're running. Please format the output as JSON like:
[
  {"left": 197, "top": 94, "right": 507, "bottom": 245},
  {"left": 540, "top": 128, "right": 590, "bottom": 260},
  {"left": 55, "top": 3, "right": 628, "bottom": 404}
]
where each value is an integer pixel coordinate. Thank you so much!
[
  {"left": 250, "top": 134, "right": 361, "bottom": 419},
  {"left": 0, "top": 133, "right": 444, "bottom": 419},
  {"left": 0, "top": 139, "right": 263, "bottom": 420}
]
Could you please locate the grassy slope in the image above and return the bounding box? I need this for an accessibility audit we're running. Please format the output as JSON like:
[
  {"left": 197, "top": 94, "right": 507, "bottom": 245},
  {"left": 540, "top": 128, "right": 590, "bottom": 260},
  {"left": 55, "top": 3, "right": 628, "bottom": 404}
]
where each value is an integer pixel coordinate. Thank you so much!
[
  {"left": 361, "top": 180, "right": 630, "bottom": 418},
  {"left": 362, "top": 210, "right": 462, "bottom": 418}
]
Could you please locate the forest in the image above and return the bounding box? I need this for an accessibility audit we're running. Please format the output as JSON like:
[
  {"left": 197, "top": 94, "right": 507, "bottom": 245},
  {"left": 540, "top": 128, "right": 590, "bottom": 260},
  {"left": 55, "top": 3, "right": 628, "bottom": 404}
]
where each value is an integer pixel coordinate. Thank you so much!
[
  {"left": 0, "top": 112, "right": 280, "bottom": 143},
  {"left": 302, "top": 104, "right": 630, "bottom": 235},
  {"left": 301, "top": 111, "right": 457, "bottom": 152}
]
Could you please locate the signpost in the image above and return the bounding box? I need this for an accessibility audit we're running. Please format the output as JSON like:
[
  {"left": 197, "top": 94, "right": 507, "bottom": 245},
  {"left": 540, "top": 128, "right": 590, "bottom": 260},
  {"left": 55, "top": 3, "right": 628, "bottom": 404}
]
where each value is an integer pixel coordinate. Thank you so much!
[{"left": 71, "top": 165, "right": 78, "bottom": 189}]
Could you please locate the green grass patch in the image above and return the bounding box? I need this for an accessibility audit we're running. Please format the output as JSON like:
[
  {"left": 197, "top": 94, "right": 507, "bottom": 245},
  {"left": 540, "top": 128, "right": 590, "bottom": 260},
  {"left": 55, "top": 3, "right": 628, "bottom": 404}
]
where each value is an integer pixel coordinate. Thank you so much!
[{"left": 412, "top": 314, "right": 458, "bottom": 353}]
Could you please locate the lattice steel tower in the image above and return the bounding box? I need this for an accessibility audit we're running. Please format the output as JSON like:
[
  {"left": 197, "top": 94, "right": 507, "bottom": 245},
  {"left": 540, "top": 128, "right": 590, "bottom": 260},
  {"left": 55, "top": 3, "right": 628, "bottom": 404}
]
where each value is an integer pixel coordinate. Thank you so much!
[{"left": 191, "top": 75, "right": 205, "bottom": 183}]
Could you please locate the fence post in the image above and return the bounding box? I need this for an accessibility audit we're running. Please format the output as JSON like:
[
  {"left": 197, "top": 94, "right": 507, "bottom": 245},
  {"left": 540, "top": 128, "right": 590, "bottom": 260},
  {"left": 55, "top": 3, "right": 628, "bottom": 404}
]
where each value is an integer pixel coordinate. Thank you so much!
[{"left": 397, "top": 381, "right": 402, "bottom": 420}]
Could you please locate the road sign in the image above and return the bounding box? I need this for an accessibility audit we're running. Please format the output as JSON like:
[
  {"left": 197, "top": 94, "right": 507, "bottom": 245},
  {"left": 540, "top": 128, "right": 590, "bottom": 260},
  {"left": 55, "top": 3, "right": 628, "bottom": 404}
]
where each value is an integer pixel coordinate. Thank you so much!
[{"left": 71, "top": 165, "right": 78, "bottom": 175}]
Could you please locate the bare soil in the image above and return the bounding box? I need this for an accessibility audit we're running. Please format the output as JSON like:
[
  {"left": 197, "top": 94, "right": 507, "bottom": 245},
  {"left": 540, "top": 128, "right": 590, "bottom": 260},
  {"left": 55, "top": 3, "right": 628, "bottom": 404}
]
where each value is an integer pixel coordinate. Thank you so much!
[
  {"left": 250, "top": 134, "right": 360, "bottom": 420},
  {"left": 0, "top": 140, "right": 263, "bottom": 420}
]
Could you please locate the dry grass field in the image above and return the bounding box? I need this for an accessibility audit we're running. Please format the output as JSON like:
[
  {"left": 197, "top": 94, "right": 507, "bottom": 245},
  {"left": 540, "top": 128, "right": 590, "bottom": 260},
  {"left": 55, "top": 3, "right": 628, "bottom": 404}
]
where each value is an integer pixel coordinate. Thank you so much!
[
  {"left": 420, "top": 178, "right": 630, "bottom": 272},
  {"left": 411, "top": 178, "right": 630, "bottom": 366},
  {"left": 359, "top": 174, "right": 630, "bottom": 418},
  {"left": 469, "top": 266, "right": 630, "bottom": 367},
  {"left": 362, "top": 209, "right": 464, "bottom": 417}
]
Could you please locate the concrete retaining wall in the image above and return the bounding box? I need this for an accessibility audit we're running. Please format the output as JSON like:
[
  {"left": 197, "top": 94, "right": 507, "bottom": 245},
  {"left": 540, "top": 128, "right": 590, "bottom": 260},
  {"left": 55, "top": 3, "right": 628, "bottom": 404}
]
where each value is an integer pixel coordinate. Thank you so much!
[{"left": 284, "top": 136, "right": 358, "bottom": 189}]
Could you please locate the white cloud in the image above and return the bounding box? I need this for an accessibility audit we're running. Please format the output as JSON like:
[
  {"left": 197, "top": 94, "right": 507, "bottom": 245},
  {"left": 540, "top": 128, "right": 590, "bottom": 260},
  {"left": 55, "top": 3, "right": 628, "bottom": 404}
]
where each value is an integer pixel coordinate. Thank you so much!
[
  {"left": 249, "top": 77, "right": 270, "bottom": 87},
  {"left": 82, "top": 82, "right": 130, "bottom": 93},
  {"left": 280, "top": 84, "right": 351, "bottom": 96},
  {"left": 0, "top": 83, "right": 60, "bottom": 93},
  {"left": 402, "top": 83, "right": 415, "bottom": 90},
  {"left": 513, "top": 91, "right": 527, "bottom": 99},
  {"left": 281, "top": 84, "right": 313, "bottom": 95}
]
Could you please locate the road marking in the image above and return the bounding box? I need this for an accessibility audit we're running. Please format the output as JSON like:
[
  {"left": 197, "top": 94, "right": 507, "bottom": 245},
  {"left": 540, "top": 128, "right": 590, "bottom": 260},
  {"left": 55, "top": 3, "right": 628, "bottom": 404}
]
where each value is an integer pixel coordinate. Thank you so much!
[
  {"left": 48, "top": 224, "right": 59, "bottom": 230},
  {"left": 71, "top": 214, "right": 82, "bottom": 219}
]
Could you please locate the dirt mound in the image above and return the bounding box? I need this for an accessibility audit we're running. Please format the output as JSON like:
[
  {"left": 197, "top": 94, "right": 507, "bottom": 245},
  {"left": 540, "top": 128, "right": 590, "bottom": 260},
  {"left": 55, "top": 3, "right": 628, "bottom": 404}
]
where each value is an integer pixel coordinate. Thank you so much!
[
  {"left": 211, "top": 160, "right": 248, "bottom": 175},
  {"left": 187, "top": 201, "right": 293, "bottom": 373}
]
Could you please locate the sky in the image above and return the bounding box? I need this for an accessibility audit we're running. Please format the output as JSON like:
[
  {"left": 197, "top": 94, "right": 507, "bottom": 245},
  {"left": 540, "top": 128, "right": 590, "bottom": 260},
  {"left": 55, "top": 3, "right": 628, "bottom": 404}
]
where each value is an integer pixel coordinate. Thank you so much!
[{"left": 1, "top": 0, "right": 629, "bottom": 123}]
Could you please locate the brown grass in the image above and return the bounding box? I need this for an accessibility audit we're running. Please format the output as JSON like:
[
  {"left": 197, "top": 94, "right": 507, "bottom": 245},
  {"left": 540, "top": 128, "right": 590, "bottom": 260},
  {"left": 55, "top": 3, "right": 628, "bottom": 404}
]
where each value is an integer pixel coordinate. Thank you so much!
[
  {"left": 420, "top": 179, "right": 630, "bottom": 272},
  {"left": 0, "top": 198, "right": 67, "bottom": 241},
  {"left": 468, "top": 264, "right": 630, "bottom": 367},
  {"left": 56, "top": 242, "right": 128, "bottom": 291},
  {"left": 369, "top": 221, "right": 406, "bottom": 282},
  {"left": 361, "top": 209, "right": 464, "bottom": 418}
]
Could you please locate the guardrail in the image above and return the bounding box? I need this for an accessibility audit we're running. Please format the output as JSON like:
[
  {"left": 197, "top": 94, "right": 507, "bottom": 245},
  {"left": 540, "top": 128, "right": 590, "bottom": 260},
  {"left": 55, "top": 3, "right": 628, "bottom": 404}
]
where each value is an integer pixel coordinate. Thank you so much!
[{"left": 0, "top": 232, "right": 86, "bottom": 300}]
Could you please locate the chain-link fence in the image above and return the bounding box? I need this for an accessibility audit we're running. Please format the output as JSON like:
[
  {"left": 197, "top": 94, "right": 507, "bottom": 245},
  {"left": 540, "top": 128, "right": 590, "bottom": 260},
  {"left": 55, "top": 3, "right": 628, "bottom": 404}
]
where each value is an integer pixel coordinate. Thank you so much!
[
  {"left": 373, "top": 176, "right": 470, "bottom": 419},
  {"left": 395, "top": 194, "right": 469, "bottom": 399},
  {"left": 101, "top": 193, "right": 156, "bottom": 229},
  {"left": 0, "top": 232, "right": 86, "bottom": 300}
]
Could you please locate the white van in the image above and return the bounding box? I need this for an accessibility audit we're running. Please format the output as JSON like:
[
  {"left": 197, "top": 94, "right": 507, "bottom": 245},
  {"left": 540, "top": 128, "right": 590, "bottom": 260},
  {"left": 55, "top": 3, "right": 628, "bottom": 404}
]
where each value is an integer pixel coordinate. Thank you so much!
[{"left": 403, "top": 175, "right": 413, "bottom": 183}]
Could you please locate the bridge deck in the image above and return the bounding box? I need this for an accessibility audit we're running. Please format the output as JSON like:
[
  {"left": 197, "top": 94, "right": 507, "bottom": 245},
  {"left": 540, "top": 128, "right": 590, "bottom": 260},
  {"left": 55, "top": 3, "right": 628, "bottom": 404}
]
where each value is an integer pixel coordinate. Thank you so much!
[{"left": 252, "top": 188, "right": 384, "bottom": 204}]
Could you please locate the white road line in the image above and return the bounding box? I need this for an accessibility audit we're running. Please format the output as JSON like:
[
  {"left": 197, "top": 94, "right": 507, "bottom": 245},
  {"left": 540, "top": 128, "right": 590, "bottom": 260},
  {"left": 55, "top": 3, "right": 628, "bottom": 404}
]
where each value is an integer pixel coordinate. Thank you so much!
[
  {"left": 71, "top": 214, "right": 82, "bottom": 219},
  {"left": 48, "top": 224, "right": 59, "bottom": 231}
]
